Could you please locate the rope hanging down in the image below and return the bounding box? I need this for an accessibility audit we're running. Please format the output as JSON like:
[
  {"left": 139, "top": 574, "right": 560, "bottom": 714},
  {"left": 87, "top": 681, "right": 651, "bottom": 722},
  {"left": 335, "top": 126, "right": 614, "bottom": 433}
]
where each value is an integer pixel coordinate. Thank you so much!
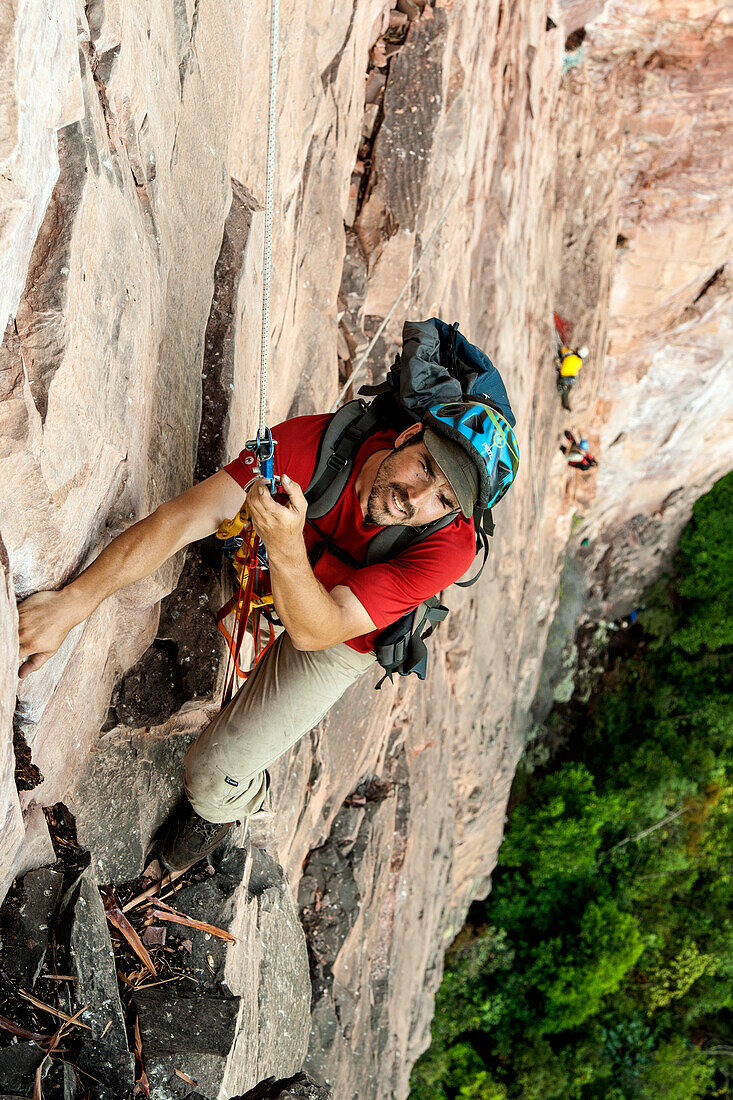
[
  {"left": 259, "top": 0, "right": 280, "bottom": 433},
  {"left": 215, "top": 0, "right": 281, "bottom": 704},
  {"left": 216, "top": 28, "right": 459, "bottom": 699},
  {"left": 330, "top": 178, "right": 462, "bottom": 413}
]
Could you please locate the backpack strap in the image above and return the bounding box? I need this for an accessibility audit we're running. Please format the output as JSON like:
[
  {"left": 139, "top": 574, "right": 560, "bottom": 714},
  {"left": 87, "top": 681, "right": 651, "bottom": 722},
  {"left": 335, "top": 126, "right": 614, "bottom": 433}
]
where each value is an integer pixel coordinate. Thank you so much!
[
  {"left": 305, "top": 517, "right": 361, "bottom": 570},
  {"left": 305, "top": 400, "right": 383, "bottom": 520},
  {"left": 364, "top": 512, "right": 458, "bottom": 564},
  {"left": 373, "top": 596, "right": 449, "bottom": 689},
  {"left": 455, "top": 508, "right": 494, "bottom": 588},
  {"left": 358, "top": 364, "right": 399, "bottom": 399}
]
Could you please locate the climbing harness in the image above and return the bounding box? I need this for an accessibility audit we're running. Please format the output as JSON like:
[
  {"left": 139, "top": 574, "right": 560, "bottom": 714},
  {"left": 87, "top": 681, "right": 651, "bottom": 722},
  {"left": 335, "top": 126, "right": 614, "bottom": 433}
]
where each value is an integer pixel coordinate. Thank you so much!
[
  {"left": 215, "top": 505, "right": 276, "bottom": 705},
  {"left": 215, "top": 0, "right": 281, "bottom": 700}
]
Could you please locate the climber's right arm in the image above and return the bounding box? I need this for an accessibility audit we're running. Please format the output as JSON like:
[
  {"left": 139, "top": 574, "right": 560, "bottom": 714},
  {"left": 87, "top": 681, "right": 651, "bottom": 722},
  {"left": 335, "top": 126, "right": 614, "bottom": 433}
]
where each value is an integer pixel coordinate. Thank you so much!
[{"left": 17, "top": 470, "right": 244, "bottom": 678}]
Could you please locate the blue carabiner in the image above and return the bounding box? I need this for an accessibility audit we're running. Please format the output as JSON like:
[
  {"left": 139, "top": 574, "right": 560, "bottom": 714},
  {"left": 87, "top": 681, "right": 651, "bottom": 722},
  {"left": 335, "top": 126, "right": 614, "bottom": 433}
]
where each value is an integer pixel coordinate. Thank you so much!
[{"left": 246, "top": 427, "right": 277, "bottom": 495}]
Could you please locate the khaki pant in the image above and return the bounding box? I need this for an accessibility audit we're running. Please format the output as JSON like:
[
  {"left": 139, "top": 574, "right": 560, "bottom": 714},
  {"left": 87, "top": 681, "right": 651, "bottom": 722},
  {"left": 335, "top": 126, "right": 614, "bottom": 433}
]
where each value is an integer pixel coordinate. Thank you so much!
[{"left": 184, "top": 632, "right": 376, "bottom": 823}]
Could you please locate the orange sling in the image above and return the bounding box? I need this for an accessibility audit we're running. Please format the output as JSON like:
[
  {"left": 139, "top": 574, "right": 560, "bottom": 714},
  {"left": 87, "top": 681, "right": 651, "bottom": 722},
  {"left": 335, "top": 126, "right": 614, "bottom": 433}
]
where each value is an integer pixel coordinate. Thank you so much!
[{"left": 215, "top": 506, "right": 276, "bottom": 706}]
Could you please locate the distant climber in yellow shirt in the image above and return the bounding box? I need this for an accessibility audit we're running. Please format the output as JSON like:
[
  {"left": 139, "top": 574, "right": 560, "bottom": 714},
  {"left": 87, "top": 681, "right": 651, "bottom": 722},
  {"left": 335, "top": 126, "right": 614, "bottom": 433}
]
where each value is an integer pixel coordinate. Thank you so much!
[
  {"left": 556, "top": 343, "right": 589, "bottom": 410},
  {"left": 558, "top": 347, "right": 585, "bottom": 377}
]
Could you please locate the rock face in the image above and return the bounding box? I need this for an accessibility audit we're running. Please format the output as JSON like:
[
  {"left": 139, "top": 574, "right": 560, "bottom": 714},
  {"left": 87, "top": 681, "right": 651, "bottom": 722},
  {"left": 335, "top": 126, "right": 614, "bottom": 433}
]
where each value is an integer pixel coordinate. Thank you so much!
[
  {"left": 0, "top": 865, "right": 64, "bottom": 988},
  {"left": 234, "top": 1073, "right": 333, "bottom": 1100},
  {"left": 0, "top": 845, "right": 311, "bottom": 1099},
  {"left": 0, "top": 539, "right": 22, "bottom": 902},
  {"left": 580, "top": 1, "right": 733, "bottom": 614},
  {"left": 131, "top": 845, "right": 312, "bottom": 1097},
  {"left": 0, "top": 0, "right": 731, "bottom": 1098}
]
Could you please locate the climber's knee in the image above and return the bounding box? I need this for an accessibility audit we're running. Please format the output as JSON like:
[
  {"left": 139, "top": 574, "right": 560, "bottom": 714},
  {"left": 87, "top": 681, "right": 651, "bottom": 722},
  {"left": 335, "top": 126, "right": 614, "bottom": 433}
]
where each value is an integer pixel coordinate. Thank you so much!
[{"left": 184, "top": 745, "right": 269, "bottom": 823}]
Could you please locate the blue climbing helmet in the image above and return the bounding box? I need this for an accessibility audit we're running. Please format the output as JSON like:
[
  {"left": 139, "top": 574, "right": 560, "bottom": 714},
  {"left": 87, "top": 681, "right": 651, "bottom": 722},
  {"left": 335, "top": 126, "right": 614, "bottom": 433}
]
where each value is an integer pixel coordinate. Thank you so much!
[
  {"left": 579, "top": 439, "right": 590, "bottom": 452},
  {"left": 423, "top": 399, "right": 520, "bottom": 511}
]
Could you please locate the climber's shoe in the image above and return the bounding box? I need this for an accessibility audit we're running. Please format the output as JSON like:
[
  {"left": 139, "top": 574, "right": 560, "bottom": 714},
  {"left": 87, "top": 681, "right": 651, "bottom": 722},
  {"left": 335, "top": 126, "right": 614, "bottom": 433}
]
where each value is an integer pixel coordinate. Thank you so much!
[{"left": 159, "top": 800, "right": 235, "bottom": 872}]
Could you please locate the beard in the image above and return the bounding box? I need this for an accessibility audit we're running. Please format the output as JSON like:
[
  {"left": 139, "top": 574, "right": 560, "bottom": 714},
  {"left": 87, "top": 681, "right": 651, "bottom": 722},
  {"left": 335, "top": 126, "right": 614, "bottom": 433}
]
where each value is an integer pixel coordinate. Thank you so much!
[{"left": 364, "top": 452, "right": 416, "bottom": 526}]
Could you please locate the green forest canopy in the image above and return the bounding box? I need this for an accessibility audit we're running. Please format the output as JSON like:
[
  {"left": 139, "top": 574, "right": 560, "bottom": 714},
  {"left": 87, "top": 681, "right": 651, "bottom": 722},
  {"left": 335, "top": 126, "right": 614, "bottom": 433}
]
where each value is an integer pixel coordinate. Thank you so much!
[{"left": 410, "top": 470, "right": 733, "bottom": 1100}]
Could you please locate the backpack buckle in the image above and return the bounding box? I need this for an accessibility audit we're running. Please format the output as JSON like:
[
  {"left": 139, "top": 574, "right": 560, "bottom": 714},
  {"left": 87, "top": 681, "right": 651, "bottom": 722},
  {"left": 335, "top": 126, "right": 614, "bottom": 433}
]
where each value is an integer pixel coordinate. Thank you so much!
[{"left": 326, "top": 453, "right": 348, "bottom": 472}]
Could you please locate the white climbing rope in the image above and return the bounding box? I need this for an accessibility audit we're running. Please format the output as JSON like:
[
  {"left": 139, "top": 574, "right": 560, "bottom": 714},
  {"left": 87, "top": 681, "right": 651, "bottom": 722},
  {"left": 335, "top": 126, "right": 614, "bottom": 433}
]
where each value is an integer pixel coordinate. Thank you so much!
[
  {"left": 330, "top": 179, "right": 462, "bottom": 413},
  {"left": 259, "top": 0, "right": 280, "bottom": 433}
]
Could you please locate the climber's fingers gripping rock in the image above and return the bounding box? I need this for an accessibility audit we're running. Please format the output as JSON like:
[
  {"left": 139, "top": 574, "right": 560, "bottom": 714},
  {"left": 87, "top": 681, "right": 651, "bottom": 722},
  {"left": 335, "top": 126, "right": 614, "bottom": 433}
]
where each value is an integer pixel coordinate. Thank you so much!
[
  {"left": 246, "top": 474, "right": 307, "bottom": 558},
  {"left": 17, "top": 590, "right": 80, "bottom": 678}
]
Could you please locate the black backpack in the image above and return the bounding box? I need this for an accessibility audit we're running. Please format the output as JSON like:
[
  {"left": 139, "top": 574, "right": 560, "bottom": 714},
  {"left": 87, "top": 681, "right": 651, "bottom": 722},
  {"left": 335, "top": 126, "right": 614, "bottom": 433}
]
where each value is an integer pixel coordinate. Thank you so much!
[{"left": 304, "top": 318, "right": 516, "bottom": 688}]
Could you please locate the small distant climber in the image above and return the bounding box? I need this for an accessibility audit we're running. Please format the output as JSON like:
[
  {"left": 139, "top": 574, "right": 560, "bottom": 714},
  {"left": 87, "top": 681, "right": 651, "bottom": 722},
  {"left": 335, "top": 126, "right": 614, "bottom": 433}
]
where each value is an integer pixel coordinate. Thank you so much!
[
  {"left": 556, "top": 344, "right": 589, "bottom": 411},
  {"left": 560, "top": 430, "right": 597, "bottom": 471}
]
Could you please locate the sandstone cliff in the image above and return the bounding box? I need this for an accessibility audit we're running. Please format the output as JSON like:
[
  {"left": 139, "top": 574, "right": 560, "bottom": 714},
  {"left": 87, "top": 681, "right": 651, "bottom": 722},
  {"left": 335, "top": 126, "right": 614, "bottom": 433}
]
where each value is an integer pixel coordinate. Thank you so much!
[{"left": 0, "top": 0, "right": 731, "bottom": 1096}]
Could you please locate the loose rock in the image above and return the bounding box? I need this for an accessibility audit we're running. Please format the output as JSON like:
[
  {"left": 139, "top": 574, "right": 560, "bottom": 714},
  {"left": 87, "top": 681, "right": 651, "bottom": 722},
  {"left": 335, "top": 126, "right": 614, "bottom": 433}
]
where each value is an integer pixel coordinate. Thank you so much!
[
  {"left": 234, "top": 1072, "right": 333, "bottom": 1100},
  {"left": 69, "top": 866, "right": 135, "bottom": 1093},
  {"left": 0, "top": 866, "right": 63, "bottom": 988}
]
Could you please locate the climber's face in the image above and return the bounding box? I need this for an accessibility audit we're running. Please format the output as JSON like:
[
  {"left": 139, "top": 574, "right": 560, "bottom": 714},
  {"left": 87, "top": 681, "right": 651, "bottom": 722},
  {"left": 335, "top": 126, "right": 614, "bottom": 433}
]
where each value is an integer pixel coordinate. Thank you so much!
[{"left": 365, "top": 428, "right": 459, "bottom": 527}]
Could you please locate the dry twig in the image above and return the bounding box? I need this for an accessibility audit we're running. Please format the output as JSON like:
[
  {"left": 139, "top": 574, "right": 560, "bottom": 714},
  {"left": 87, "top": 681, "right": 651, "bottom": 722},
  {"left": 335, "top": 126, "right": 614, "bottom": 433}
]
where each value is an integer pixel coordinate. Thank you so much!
[
  {"left": 17, "top": 990, "right": 92, "bottom": 1031},
  {"left": 121, "top": 868, "right": 187, "bottom": 913},
  {"left": 0, "top": 1013, "right": 51, "bottom": 1042},
  {"left": 134, "top": 974, "right": 194, "bottom": 991},
  {"left": 151, "top": 899, "right": 237, "bottom": 943},
  {"left": 133, "top": 1014, "right": 150, "bottom": 1098},
  {"left": 105, "top": 907, "right": 158, "bottom": 976},
  {"left": 175, "top": 1069, "right": 198, "bottom": 1085}
]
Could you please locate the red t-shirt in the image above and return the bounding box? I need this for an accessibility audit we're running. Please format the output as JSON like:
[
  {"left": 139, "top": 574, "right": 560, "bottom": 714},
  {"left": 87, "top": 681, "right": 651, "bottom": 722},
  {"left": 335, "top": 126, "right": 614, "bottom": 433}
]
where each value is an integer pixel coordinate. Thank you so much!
[{"left": 224, "top": 414, "right": 476, "bottom": 652}]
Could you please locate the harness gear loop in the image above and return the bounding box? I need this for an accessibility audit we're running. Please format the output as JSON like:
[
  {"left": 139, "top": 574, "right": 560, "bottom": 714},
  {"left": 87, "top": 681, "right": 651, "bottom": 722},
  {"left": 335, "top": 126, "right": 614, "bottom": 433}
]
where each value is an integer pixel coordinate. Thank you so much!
[{"left": 216, "top": 506, "right": 275, "bottom": 706}]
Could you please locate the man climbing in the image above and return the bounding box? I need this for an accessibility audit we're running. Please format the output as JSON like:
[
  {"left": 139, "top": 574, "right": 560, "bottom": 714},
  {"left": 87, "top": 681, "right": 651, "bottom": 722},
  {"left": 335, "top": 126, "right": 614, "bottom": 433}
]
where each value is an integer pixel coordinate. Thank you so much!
[
  {"left": 560, "top": 429, "right": 598, "bottom": 471},
  {"left": 555, "top": 342, "right": 589, "bottom": 411},
  {"left": 17, "top": 319, "right": 518, "bottom": 871}
]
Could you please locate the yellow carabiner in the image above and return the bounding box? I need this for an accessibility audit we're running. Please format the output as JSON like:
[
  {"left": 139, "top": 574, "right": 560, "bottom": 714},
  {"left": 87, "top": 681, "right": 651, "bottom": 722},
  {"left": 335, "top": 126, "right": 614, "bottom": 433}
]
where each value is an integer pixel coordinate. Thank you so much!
[
  {"left": 216, "top": 503, "right": 250, "bottom": 542},
  {"left": 216, "top": 509, "right": 275, "bottom": 611}
]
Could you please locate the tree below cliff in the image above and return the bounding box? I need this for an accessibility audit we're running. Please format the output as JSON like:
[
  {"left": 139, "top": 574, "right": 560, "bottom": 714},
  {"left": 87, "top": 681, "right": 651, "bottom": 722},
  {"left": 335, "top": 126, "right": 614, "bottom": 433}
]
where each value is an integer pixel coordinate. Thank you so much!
[{"left": 410, "top": 469, "right": 733, "bottom": 1100}]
